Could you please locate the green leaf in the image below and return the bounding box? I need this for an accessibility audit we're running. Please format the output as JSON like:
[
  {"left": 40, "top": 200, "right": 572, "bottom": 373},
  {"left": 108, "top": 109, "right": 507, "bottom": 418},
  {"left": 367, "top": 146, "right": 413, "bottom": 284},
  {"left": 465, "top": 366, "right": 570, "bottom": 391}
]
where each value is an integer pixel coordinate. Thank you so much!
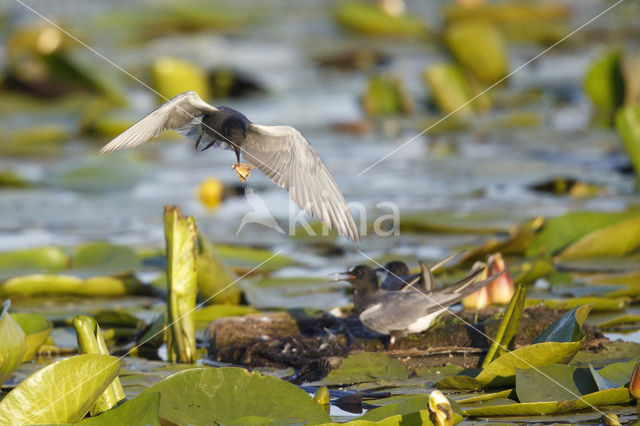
[
  {"left": 462, "top": 388, "right": 631, "bottom": 417},
  {"left": 78, "top": 392, "right": 160, "bottom": 426},
  {"left": 556, "top": 215, "right": 640, "bottom": 260},
  {"left": 474, "top": 340, "right": 584, "bottom": 388},
  {"left": 214, "top": 244, "right": 297, "bottom": 273},
  {"left": 525, "top": 211, "right": 638, "bottom": 257},
  {"left": 138, "top": 367, "right": 331, "bottom": 424},
  {"left": 515, "top": 364, "right": 597, "bottom": 403},
  {"left": 193, "top": 304, "right": 259, "bottom": 326},
  {"left": 596, "top": 314, "right": 640, "bottom": 330},
  {"left": 598, "top": 359, "right": 637, "bottom": 387},
  {"left": 526, "top": 297, "right": 627, "bottom": 313},
  {"left": 456, "top": 389, "right": 515, "bottom": 405},
  {"left": 0, "top": 354, "right": 121, "bottom": 425},
  {"left": 435, "top": 373, "right": 485, "bottom": 390},
  {"left": 0, "top": 300, "right": 27, "bottom": 384},
  {"left": 589, "top": 364, "right": 619, "bottom": 391},
  {"left": 0, "top": 274, "right": 130, "bottom": 297},
  {"left": 151, "top": 57, "right": 210, "bottom": 101},
  {"left": 482, "top": 285, "right": 526, "bottom": 368},
  {"left": 423, "top": 63, "right": 475, "bottom": 117},
  {"left": 11, "top": 312, "right": 52, "bottom": 362},
  {"left": 0, "top": 246, "right": 68, "bottom": 275},
  {"left": 322, "top": 352, "right": 410, "bottom": 386},
  {"left": 533, "top": 305, "right": 591, "bottom": 344},
  {"left": 164, "top": 206, "right": 198, "bottom": 363},
  {"left": 197, "top": 234, "right": 242, "bottom": 305},
  {"left": 73, "top": 242, "right": 139, "bottom": 276},
  {"left": 583, "top": 49, "right": 624, "bottom": 124},
  {"left": 616, "top": 105, "right": 640, "bottom": 187},
  {"left": 334, "top": 2, "right": 428, "bottom": 38},
  {"left": 74, "top": 315, "right": 126, "bottom": 415}
]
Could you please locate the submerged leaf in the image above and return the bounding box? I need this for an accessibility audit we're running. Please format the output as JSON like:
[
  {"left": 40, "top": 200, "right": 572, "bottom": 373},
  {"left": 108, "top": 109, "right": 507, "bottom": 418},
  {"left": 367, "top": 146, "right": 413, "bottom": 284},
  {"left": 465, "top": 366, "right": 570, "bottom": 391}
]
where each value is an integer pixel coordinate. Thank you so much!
[
  {"left": 139, "top": 367, "right": 331, "bottom": 424},
  {"left": 0, "top": 300, "right": 27, "bottom": 384},
  {"left": 322, "top": 352, "right": 410, "bottom": 386},
  {"left": 0, "top": 354, "right": 121, "bottom": 425}
]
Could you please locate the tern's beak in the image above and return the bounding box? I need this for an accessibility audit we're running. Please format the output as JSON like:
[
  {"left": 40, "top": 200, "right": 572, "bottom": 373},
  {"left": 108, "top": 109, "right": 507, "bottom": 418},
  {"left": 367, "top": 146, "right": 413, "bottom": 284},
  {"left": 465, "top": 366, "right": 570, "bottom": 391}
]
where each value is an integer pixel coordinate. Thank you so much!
[{"left": 331, "top": 272, "right": 355, "bottom": 282}]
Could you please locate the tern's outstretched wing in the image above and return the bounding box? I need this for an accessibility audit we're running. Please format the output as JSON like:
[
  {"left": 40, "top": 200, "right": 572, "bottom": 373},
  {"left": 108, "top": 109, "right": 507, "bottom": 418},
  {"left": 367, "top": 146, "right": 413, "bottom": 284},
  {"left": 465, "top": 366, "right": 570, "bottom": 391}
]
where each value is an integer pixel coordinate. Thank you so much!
[
  {"left": 243, "top": 124, "right": 359, "bottom": 242},
  {"left": 99, "top": 91, "right": 218, "bottom": 153}
]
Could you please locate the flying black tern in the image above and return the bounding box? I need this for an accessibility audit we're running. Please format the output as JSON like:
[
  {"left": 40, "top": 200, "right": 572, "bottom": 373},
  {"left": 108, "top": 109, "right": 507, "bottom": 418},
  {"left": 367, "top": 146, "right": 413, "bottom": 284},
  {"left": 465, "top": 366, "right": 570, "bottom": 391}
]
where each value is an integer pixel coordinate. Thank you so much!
[
  {"left": 339, "top": 264, "right": 497, "bottom": 348},
  {"left": 99, "top": 91, "right": 359, "bottom": 242}
]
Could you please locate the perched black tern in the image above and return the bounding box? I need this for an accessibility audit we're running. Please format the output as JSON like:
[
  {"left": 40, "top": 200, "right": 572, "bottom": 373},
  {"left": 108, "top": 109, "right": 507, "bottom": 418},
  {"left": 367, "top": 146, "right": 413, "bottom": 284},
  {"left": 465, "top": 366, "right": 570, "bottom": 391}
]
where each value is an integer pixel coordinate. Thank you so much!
[
  {"left": 339, "top": 264, "right": 496, "bottom": 348},
  {"left": 99, "top": 91, "right": 359, "bottom": 242}
]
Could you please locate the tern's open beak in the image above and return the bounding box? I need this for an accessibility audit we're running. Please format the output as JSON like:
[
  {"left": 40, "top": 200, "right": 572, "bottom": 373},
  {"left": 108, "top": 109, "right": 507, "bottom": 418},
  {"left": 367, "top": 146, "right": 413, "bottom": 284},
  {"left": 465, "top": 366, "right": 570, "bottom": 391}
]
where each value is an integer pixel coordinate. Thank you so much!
[{"left": 331, "top": 272, "right": 355, "bottom": 282}]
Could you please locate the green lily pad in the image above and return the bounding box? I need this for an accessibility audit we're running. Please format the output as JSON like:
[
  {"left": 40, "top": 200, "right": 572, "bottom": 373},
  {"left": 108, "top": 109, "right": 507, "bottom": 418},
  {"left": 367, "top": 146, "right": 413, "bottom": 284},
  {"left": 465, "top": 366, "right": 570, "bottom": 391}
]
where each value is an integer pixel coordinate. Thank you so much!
[
  {"left": 0, "top": 300, "right": 27, "bottom": 384},
  {"left": 73, "top": 242, "right": 139, "bottom": 276},
  {"left": 482, "top": 285, "right": 526, "bottom": 367},
  {"left": 138, "top": 367, "right": 331, "bottom": 424},
  {"left": 0, "top": 246, "right": 68, "bottom": 275},
  {"left": 615, "top": 105, "right": 640, "bottom": 187},
  {"left": 436, "top": 373, "right": 486, "bottom": 390},
  {"left": 556, "top": 215, "right": 640, "bottom": 260},
  {"left": 335, "top": 2, "right": 428, "bottom": 38},
  {"left": 533, "top": 305, "right": 590, "bottom": 344},
  {"left": 423, "top": 63, "right": 475, "bottom": 117},
  {"left": 462, "top": 387, "right": 631, "bottom": 417},
  {"left": 151, "top": 57, "right": 210, "bottom": 101},
  {"left": 511, "top": 259, "right": 555, "bottom": 284},
  {"left": 456, "top": 389, "right": 515, "bottom": 405},
  {"left": 197, "top": 234, "right": 242, "bottom": 305},
  {"left": 399, "top": 211, "right": 509, "bottom": 235},
  {"left": 322, "top": 352, "right": 410, "bottom": 386},
  {"left": 515, "top": 364, "right": 597, "bottom": 403},
  {"left": 11, "top": 312, "right": 52, "bottom": 362},
  {"left": 92, "top": 309, "right": 142, "bottom": 328},
  {"left": 193, "top": 304, "right": 259, "bottom": 326},
  {"left": 53, "top": 154, "right": 142, "bottom": 192},
  {"left": 359, "top": 396, "right": 431, "bottom": 423},
  {"left": 214, "top": 244, "right": 297, "bottom": 273},
  {"left": 0, "top": 274, "right": 131, "bottom": 297},
  {"left": 78, "top": 392, "right": 160, "bottom": 425},
  {"left": 252, "top": 276, "right": 328, "bottom": 288},
  {"left": 597, "top": 359, "right": 637, "bottom": 387},
  {"left": 584, "top": 49, "right": 624, "bottom": 125},
  {"left": 589, "top": 364, "right": 619, "bottom": 391},
  {"left": 526, "top": 297, "right": 628, "bottom": 313},
  {"left": 444, "top": 20, "right": 507, "bottom": 84},
  {"left": 525, "top": 211, "right": 638, "bottom": 257},
  {"left": 596, "top": 314, "right": 640, "bottom": 330},
  {"left": 0, "top": 170, "right": 30, "bottom": 188},
  {"left": 0, "top": 354, "right": 121, "bottom": 424},
  {"left": 362, "top": 74, "right": 413, "bottom": 116}
]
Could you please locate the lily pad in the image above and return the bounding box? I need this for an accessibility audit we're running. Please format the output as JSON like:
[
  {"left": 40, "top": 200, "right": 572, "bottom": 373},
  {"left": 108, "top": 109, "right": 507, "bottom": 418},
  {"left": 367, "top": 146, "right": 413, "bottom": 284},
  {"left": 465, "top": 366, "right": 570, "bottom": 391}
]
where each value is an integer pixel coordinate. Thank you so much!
[
  {"left": 525, "top": 211, "right": 638, "bottom": 257},
  {"left": 139, "top": 367, "right": 331, "bottom": 424},
  {"left": 0, "top": 300, "right": 27, "bottom": 384},
  {"left": 193, "top": 304, "right": 259, "bottom": 326},
  {"left": 11, "top": 312, "right": 52, "bottom": 362},
  {"left": 73, "top": 242, "right": 139, "bottom": 276},
  {"left": 0, "top": 354, "right": 121, "bottom": 425},
  {"left": 533, "top": 305, "right": 590, "bottom": 344},
  {"left": 0, "top": 246, "right": 68, "bottom": 274},
  {"left": 589, "top": 364, "right": 619, "bottom": 391},
  {"left": 322, "top": 352, "right": 410, "bottom": 386},
  {"left": 584, "top": 50, "right": 624, "bottom": 124},
  {"left": 463, "top": 387, "right": 631, "bottom": 417},
  {"left": 0, "top": 274, "right": 131, "bottom": 297},
  {"left": 526, "top": 297, "right": 628, "bottom": 313},
  {"left": 197, "top": 234, "right": 242, "bottom": 305},
  {"left": 78, "top": 392, "right": 160, "bottom": 426},
  {"left": 423, "top": 63, "right": 475, "bottom": 117},
  {"left": 516, "top": 364, "right": 597, "bottom": 403},
  {"left": 596, "top": 314, "right": 640, "bottom": 330},
  {"left": 616, "top": 105, "right": 640, "bottom": 187},
  {"left": 151, "top": 57, "right": 210, "bottom": 101},
  {"left": 556, "top": 215, "right": 640, "bottom": 261},
  {"left": 456, "top": 389, "right": 515, "bottom": 405},
  {"left": 335, "top": 2, "right": 428, "bottom": 38},
  {"left": 362, "top": 74, "right": 413, "bottom": 116},
  {"left": 597, "top": 359, "right": 637, "bottom": 387},
  {"left": 214, "top": 244, "right": 297, "bottom": 273},
  {"left": 358, "top": 396, "right": 431, "bottom": 423}
]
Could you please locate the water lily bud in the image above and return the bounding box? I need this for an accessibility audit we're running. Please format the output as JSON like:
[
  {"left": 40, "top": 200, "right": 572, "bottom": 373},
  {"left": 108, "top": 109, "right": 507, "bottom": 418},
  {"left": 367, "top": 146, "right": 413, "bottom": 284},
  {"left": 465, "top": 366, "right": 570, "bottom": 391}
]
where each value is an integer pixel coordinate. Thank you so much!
[
  {"left": 314, "top": 386, "right": 330, "bottom": 405},
  {"left": 487, "top": 253, "right": 515, "bottom": 305},
  {"left": 429, "top": 389, "right": 454, "bottom": 426},
  {"left": 629, "top": 359, "right": 640, "bottom": 399},
  {"left": 197, "top": 178, "right": 223, "bottom": 209},
  {"left": 462, "top": 263, "right": 490, "bottom": 310}
]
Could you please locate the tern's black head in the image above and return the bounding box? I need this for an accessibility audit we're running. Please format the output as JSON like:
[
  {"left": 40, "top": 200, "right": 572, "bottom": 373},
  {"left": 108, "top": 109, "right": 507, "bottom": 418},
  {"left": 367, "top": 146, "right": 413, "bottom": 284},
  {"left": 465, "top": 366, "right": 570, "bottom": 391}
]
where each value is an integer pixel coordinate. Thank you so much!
[
  {"left": 382, "top": 261, "right": 409, "bottom": 277},
  {"left": 343, "top": 265, "right": 378, "bottom": 293}
]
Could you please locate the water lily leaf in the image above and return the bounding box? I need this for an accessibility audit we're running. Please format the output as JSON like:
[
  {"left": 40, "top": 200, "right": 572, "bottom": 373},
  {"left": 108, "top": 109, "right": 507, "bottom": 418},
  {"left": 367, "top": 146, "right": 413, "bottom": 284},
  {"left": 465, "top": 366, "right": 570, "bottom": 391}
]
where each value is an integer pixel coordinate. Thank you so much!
[
  {"left": 92, "top": 309, "right": 142, "bottom": 328},
  {"left": 511, "top": 259, "right": 554, "bottom": 284},
  {"left": 197, "top": 234, "right": 242, "bottom": 305},
  {"left": 525, "top": 211, "right": 638, "bottom": 257},
  {"left": 556, "top": 215, "right": 640, "bottom": 261},
  {"left": 482, "top": 285, "right": 526, "bottom": 368},
  {"left": 435, "top": 373, "right": 486, "bottom": 390},
  {"left": 0, "top": 274, "right": 130, "bottom": 297},
  {"left": 54, "top": 154, "right": 141, "bottom": 192},
  {"left": 527, "top": 297, "right": 625, "bottom": 313},
  {"left": 193, "top": 304, "right": 259, "bottom": 326},
  {"left": 584, "top": 49, "right": 624, "bottom": 124},
  {"left": 533, "top": 305, "right": 590, "bottom": 344},
  {"left": 73, "top": 242, "right": 139, "bottom": 276},
  {"left": 139, "top": 367, "right": 331, "bottom": 424},
  {"left": 597, "top": 359, "right": 637, "bottom": 387},
  {"left": 589, "top": 364, "right": 619, "bottom": 391},
  {"left": 0, "top": 354, "right": 121, "bottom": 425},
  {"left": 151, "top": 57, "right": 210, "bottom": 101},
  {"left": 164, "top": 206, "right": 197, "bottom": 363},
  {"left": 322, "top": 352, "right": 410, "bottom": 386},
  {"left": 359, "top": 396, "right": 431, "bottom": 422},
  {"left": 516, "top": 364, "right": 597, "bottom": 403},
  {"left": 596, "top": 314, "right": 640, "bottom": 330},
  {"left": 456, "top": 389, "right": 515, "bottom": 405},
  {"left": 11, "top": 312, "right": 52, "bottom": 362},
  {"left": 335, "top": 2, "right": 428, "bottom": 38},
  {"left": 214, "top": 244, "right": 297, "bottom": 273},
  {"left": 616, "top": 105, "right": 640, "bottom": 187},
  {"left": 462, "top": 388, "right": 631, "bottom": 417},
  {"left": 252, "top": 276, "right": 328, "bottom": 288},
  {"left": 313, "top": 417, "right": 403, "bottom": 426},
  {"left": 0, "top": 246, "right": 68, "bottom": 274},
  {"left": 423, "top": 63, "right": 475, "bottom": 117},
  {"left": 78, "top": 392, "right": 160, "bottom": 426},
  {"left": 473, "top": 340, "right": 584, "bottom": 388},
  {"left": 362, "top": 74, "right": 413, "bottom": 116},
  {"left": 0, "top": 300, "right": 27, "bottom": 384}
]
